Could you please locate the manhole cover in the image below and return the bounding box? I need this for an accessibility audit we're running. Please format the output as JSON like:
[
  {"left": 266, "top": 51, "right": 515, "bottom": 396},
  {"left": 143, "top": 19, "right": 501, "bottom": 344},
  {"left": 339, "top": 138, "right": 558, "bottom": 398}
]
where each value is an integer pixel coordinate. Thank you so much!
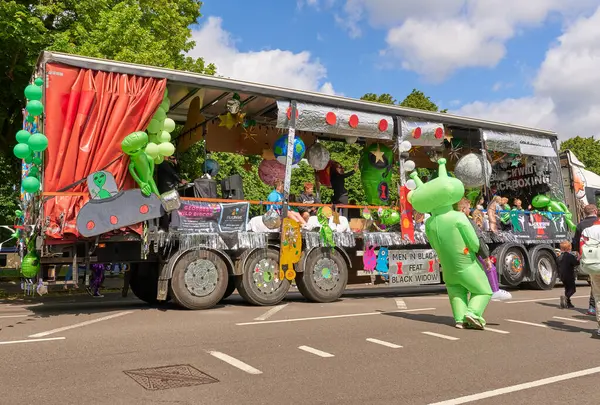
[{"left": 124, "top": 364, "right": 219, "bottom": 390}]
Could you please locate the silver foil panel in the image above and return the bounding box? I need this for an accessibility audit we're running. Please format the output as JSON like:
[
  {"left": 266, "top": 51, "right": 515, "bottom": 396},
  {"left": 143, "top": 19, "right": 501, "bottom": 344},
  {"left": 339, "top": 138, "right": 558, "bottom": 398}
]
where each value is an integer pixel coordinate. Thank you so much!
[
  {"left": 303, "top": 232, "right": 356, "bottom": 249},
  {"left": 482, "top": 130, "right": 557, "bottom": 157},
  {"left": 276, "top": 101, "right": 393, "bottom": 140},
  {"left": 398, "top": 118, "right": 445, "bottom": 147}
]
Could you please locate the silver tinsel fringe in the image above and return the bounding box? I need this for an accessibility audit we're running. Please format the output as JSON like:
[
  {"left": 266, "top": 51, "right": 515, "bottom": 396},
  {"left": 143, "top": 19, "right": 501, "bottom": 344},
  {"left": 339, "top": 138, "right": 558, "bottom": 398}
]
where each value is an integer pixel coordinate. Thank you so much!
[
  {"left": 302, "top": 232, "right": 356, "bottom": 249},
  {"left": 361, "top": 232, "right": 406, "bottom": 246},
  {"left": 178, "top": 233, "right": 228, "bottom": 250},
  {"left": 234, "top": 232, "right": 270, "bottom": 249}
]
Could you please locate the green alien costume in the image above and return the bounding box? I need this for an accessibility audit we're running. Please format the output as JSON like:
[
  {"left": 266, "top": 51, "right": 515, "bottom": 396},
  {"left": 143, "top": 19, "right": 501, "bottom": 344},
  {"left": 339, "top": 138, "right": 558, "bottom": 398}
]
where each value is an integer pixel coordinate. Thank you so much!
[
  {"left": 408, "top": 158, "right": 492, "bottom": 329},
  {"left": 121, "top": 131, "right": 159, "bottom": 196},
  {"left": 531, "top": 194, "right": 576, "bottom": 231}
]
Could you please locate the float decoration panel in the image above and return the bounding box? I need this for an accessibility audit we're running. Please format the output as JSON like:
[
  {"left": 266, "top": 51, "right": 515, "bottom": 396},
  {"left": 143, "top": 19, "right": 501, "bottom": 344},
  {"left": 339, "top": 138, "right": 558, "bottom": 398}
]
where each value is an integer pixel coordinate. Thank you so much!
[
  {"left": 482, "top": 130, "right": 557, "bottom": 157},
  {"left": 276, "top": 101, "right": 393, "bottom": 140},
  {"left": 398, "top": 118, "right": 445, "bottom": 147}
]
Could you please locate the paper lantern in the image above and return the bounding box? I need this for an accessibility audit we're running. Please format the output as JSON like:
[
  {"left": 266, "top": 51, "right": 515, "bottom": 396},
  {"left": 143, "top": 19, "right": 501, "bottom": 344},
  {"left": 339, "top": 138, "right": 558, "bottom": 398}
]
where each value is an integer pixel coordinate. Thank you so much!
[
  {"left": 258, "top": 159, "right": 285, "bottom": 186},
  {"left": 360, "top": 143, "right": 393, "bottom": 205},
  {"left": 273, "top": 135, "right": 305, "bottom": 165},
  {"left": 454, "top": 153, "right": 492, "bottom": 188},
  {"left": 22, "top": 176, "right": 40, "bottom": 193},
  {"left": 13, "top": 143, "right": 31, "bottom": 159},
  {"left": 306, "top": 143, "right": 330, "bottom": 171},
  {"left": 28, "top": 133, "right": 48, "bottom": 152}
]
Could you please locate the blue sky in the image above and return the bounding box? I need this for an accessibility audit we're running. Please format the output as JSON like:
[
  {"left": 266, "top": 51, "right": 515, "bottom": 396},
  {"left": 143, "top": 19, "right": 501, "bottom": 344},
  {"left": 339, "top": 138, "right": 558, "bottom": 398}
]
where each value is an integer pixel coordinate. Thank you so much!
[{"left": 190, "top": 1, "right": 600, "bottom": 139}]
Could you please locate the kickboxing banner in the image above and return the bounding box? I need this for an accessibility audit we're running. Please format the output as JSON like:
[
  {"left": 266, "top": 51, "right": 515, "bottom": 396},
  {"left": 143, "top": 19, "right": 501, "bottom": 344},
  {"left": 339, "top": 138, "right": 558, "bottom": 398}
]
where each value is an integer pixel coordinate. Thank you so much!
[
  {"left": 502, "top": 210, "right": 569, "bottom": 241},
  {"left": 493, "top": 165, "right": 551, "bottom": 193},
  {"left": 172, "top": 201, "right": 249, "bottom": 233}
]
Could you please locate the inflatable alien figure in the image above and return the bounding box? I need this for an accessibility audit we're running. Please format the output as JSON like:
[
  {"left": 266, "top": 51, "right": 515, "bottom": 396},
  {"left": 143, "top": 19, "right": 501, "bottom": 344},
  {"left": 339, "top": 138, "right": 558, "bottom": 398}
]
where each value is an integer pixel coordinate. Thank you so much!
[
  {"left": 531, "top": 194, "right": 576, "bottom": 231},
  {"left": 408, "top": 158, "right": 492, "bottom": 329}
]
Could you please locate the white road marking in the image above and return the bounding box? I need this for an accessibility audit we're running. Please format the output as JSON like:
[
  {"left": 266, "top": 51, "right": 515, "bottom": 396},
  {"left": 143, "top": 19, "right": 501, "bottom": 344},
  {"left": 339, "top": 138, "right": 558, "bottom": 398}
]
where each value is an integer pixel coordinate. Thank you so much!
[
  {"left": 236, "top": 308, "right": 436, "bottom": 326},
  {"left": 366, "top": 338, "right": 403, "bottom": 349},
  {"left": 298, "top": 345, "right": 335, "bottom": 358},
  {"left": 28, "top": 311, "right": 133, "bottom": 338},
  {"left": 422, "top": 332, "right": 459, "bottom": 341},
  {"left": 505, "top": 319, "right": 548, "bottom": 328},
  {"left": 395, "top": 298, "right": 407, "bottom": 309},
  {"left": 0, "top": 337, "right": 66, "bottom": 346},
  {"left": 484, "top": 327, "right": 510, "bottom": 334},
  {"left": 505, "top": 295, "right": 587, "bottom": 304},
  {"left": 0, "top": 315, "right": 29, "bottom": 319},
  {"left": 552, "top": 316, "right": 589, "bottom": 324},
  {"left": 254, "top": 304, "right": 288, "bottom": 321},
  {"left": 208, "top": 351, "right": 263, "bottom": 375},
  {"left": 428, "top": 365, "right": 600, "bottom": 405}
]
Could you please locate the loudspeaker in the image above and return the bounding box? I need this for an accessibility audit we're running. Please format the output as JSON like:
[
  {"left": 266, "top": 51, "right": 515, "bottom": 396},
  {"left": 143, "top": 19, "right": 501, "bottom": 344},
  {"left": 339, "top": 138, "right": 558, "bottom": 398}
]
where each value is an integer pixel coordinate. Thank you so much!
[
  {"left": 193, "top": 178, "right": 218, "bottom": 198},
  {"left": 221, "top": 174, "right": 244, "bottom": 200}
]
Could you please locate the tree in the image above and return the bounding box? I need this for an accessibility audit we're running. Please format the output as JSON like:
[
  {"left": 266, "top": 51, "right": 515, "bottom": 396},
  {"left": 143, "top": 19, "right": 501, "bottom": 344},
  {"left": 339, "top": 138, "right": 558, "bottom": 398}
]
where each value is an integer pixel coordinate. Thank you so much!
[
  {"left": 0, "top": 0, "right": 215, "bottom": 224},
  {"left": 560, "top": 136, "right": 600, "bottom": 175},
  {"left": 361, "top": 93, "right": 396, "bottom": 105}
]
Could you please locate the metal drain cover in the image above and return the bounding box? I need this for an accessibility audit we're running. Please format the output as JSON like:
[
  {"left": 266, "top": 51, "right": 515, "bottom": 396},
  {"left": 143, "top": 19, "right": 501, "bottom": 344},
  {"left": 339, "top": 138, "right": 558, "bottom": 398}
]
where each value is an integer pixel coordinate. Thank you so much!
[{"left": 124, "top": 364, "right": 219, "bottom": 390}]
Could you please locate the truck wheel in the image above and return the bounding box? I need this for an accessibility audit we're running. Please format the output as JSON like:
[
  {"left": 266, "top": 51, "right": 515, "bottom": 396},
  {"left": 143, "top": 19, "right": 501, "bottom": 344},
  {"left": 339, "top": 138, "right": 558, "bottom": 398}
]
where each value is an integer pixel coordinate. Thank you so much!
[
  {"left": 529, "top": 249, "right": 558, "bottom": 290},
  {"left": 237, "top": 248, "right": 290, "bottom": 306},
  {"left": 497, "top": 246, "right": 527, "bottom": 287},
  {"left": 129, "top": 262, "right": 160, "bottom": 304},
  {"left": 221, "top": 275, "right": 239, "bottom": 301},
  {"left": 170, "top": 250, "right": 229, "bottom": 310},
  {"left": 296, "top": 248, "right": 348, "bottom": 303}
]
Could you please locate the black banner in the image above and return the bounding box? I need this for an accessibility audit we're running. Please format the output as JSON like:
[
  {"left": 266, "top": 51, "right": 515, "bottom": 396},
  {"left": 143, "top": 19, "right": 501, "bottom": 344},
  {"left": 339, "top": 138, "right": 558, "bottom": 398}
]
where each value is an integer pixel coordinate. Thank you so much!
[
  {"left": 173, "top": 201, "right": 250, "bottom": 233},
  {"left": 218, "top": 202, "right": 250, "bottom": 232},
  {"left": 502, "top": 210, "right": 568, "bottom": 240}
]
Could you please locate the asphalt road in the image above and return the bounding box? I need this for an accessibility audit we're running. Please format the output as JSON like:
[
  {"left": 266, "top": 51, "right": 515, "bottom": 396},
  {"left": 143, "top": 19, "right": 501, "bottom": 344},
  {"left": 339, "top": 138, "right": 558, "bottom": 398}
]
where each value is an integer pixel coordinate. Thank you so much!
[{"left": 0, "top": 284, "right": 598, "bottom": 405}]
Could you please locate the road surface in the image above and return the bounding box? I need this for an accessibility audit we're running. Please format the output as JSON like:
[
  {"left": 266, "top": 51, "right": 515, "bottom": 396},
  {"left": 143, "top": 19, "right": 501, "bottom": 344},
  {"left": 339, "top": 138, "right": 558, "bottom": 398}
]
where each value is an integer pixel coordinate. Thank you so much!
[{"left": 0, "top": 285, "right": 598, "bottom": 405}]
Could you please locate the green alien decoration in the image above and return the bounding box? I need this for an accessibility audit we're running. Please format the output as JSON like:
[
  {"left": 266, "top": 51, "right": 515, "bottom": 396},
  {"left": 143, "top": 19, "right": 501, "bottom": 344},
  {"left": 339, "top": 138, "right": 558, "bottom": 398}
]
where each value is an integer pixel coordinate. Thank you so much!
[
  {"left": 92, "top": 172, "right": 112, "bottom": 199},
  {"left": 21, "top": 235, "right": 40, "bottom": 279},
  {"left": 531, "top": 194, "right": 576, "bottom": 231},
  {"left": 121, "top": 131, "right": 159, "bottom": 196},
  {"left": 408, "top": 158, "right": 492, "bottom": 329}
]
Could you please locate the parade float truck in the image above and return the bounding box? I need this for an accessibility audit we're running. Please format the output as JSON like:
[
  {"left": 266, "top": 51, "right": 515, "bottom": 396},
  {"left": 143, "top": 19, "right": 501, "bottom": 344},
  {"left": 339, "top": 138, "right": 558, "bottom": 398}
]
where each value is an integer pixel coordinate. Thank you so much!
[{"left": 11, "top": 51, "right": 572, "bottom": 309}]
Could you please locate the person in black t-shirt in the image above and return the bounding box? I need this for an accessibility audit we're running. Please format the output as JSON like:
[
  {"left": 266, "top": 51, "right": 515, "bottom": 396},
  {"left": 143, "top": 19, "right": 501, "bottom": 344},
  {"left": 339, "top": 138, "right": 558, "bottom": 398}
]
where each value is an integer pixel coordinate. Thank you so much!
[
  {"left": 330, "top": 161, "right": 358, "bottom": 218},
  {"left": 298, "top": 182, "right": 321, "bottom": 221},
  {"left": 558, "top": 241, "right": 579, "bottom": 309}
]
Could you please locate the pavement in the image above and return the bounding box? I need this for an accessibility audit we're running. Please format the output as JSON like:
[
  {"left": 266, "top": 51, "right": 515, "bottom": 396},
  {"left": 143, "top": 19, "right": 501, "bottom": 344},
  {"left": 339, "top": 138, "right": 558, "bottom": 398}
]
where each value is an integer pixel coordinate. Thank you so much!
[{"left": 0, "top": 284, "right": 598, "bottom": 405}]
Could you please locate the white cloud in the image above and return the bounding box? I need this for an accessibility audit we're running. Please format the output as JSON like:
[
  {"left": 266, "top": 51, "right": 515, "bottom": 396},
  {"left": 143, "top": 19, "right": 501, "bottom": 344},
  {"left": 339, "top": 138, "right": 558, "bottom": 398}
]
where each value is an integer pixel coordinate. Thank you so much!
[
  {"left": 456, "top": 7, "right": 600, "bottom": 139},
  {"left": 188, "top": 17, "right": 336, "bottom": 94},
  {"left": 336, "top": 0, "right": 600, "bottom": 81}
]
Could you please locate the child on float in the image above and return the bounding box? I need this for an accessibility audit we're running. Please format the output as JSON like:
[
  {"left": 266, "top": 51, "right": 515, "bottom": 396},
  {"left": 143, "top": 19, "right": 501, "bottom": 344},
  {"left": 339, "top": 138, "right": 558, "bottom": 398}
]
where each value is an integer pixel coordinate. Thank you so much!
[
  {"left": 267, "top": 180, "right": 307, "bottom": 226},
  {"left": 558, "top": 240, "right": 578, "bottom": 309}
]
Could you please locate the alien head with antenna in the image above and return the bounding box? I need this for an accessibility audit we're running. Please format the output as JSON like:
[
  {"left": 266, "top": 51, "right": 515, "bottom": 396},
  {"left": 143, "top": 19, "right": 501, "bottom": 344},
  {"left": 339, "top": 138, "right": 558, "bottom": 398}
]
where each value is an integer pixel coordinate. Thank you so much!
[{"left": 408, "top": 158, "right": 465, "bottom": 215}]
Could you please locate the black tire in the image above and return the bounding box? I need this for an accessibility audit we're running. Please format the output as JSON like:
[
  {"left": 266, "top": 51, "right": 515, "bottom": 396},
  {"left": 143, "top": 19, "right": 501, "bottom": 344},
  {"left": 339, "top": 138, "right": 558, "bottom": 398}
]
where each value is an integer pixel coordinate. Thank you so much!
[
  {"left": 236, "top": 248, "right": 290, "bottom": 306},
  {"left": 496, "top": 245, "right": 527, "bottom": 287},
  {"left": 129, "top": 262, "right": 159, "bottom": 304},
  {"left": 529, "top": 248, "right": 558, "bottom": 290},
  {"left": 170, "top": 249, "right": 229, "bottom": 310},
  {"left": 221, "top": 275, "right": 239, "bottom": 301},
  {"left": 296, "top": 248, "right": 348, "bottom": 303}
]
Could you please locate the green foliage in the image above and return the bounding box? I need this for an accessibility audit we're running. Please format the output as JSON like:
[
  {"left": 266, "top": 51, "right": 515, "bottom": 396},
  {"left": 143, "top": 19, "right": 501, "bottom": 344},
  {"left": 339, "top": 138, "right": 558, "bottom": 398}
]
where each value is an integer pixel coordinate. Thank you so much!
[
  {"left": 560, "top": 136, "right": 600, "bottom": 175},
  {"left": 0, "top": 0, "right": 215, "bottom": 223},
  {"left": 361, "top": 93, "right": 396, "bottom": 105},
  {"left": 362, "top": 89, "right": 445, "bottom": 112}
]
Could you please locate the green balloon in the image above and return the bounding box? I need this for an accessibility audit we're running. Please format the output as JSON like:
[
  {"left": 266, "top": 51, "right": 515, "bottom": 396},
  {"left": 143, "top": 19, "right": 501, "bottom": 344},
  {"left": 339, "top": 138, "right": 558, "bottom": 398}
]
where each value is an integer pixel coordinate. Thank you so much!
[
  {"left": 34, "top": 78, "right": 44, "bottom": 87},
  {"left": 158, "top": 130, "right": 171, "bottom": 143},
  {"left": 163, "top": 118, "right": 176, "bottom": 133},
  {"left": 32, "top": 157, "right": 42, "bottom": 165},
  {"left": 24, "top": 84, "right": 42, "bottom": 101},
  {"left": 26, "top": 115, "right": 35, "bottom": 123},
  {"left": 154, "top": 154, "right": 164, "bottom": 164},
  {"left": 147, "top": 119, "right": 162, "bottom": 133},
  {"left": 153, "top": 107, "right": 166, "bottom": 122},
  {"left": 28, "top": 166, "right": 39, "bottom": 178},
  {"left": 28, "top": 133, "right": 48, "bottom": 152},
  {"left": 24, "top": 155, "right": 34, "bottom": 164},
  {"left": 160, "top": 99, "right": 170, "bottom": 111},
  {"left": 14, "top": 143, "right": 31, "bottom": 159},
  {"left": 16, "top": 130, "right": 31, "bottom": 144},
  {"left": 145, "top": 142, "right": 160, "bottom": 158},
  {"left": 158, "top": 142, "right": 175, "bottom": 157},
  {"left": 22, "top": 176, "right": 40, "bottom": 193},
  {"left": 26, "top": 100, "right": 44, "bottom": 117}
]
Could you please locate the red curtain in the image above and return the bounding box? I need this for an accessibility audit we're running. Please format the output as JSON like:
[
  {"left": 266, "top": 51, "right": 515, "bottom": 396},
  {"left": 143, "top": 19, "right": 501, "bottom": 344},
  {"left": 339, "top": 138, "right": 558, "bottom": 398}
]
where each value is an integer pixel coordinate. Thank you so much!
[{"left": 43, "top": 63, "right": 166, "bottom": 239}]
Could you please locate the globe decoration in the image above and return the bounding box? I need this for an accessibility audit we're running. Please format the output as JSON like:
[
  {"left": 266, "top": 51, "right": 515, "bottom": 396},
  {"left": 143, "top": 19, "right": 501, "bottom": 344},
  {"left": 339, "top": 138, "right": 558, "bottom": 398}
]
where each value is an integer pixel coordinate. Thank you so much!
[
  {"left": 360, "top": 143, "right": 393, "bottom": 205},
  {"left": 258, "top": 159, "right": 285, "bottom": 186},
  {"left": 306, "top": 143, "right": 330, "bottom": 171},
  {"left": 273, "top": 135, "right": 305, "bottom": 165},
  {"left": 454, "top": 153, "right": 492, "bottom": 188},
  {"left": 204, "top": 159, "right": 220, "bottom": 177}
]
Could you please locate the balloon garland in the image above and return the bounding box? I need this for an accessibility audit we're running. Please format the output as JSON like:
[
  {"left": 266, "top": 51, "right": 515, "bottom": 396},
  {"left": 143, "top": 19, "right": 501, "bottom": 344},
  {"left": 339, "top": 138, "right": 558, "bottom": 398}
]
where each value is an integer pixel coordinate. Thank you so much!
[
  {"left": 144, "top": 89, "right": 176, "bottom": 163},
  {"left": 14, "top": 78, "right": 48, "bottom": 194}
]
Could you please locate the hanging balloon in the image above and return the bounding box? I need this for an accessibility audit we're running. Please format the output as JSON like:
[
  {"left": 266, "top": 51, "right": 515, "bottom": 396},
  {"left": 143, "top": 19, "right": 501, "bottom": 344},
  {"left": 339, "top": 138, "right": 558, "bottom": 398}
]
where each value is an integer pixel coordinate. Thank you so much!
[
  {"left": 158, "top": 130, "right": 171, "bottom": 143},
  {"left": 32, "top": 157, "right": 42, "bottom": 165},
  {"left": 154, "top": 155, "right": 164, "bottom": 164},
  {"left": 160, "top": 99, "right": 170, "bottom": 111},
  {"left": 26, "top": 100, "right": 44, "bottom": 117},
  {"left": 24, "top": 155, "right": 34, "bottom": 164},
  {"left": 147, "top": 119, "right": 162, "bottom": 134},
  {"left": 404, "top": 160, "right": 416, "bottom": 172},
  {"left": 273, "top": 135, "right": 305, "bottom": 165},
  {"left": 399, "top": 140, "right": 412, "bottom": 153},
  {"left": 22, "top": 176, "right": 40, "bottom": 193},
  {"left": 13, "top": 143, "right": 31, "bottom": 159},
  {"left": 306, "top": 143, "right": 330, "bottom": 171},
  {"left": 204, "top": 159, "right": 220, "bottom": 177},
  {"left": 34, "top": 78, "right": 44, "bottom": 87},
  {"left": 258, "top": 159, "right": 285, "bottom": 186},
  {"left": 28, "top": 133, "right": 48, "bottom": 152},
  {"left": 454, "top": 153, "right": 492, "bottom": 188},
  {"left": 24, "top": 85, "right": 42, "bottom": 101},
  {"left": 163, "top": 118, "right": 176, "bottom": 133},
  {"left": 28, "top": 166, "right": 40, "bottom": 178},
  {"left": 16, "top": 130, "right": 31, "bottom": 144},
  {"left": 145, "top": 142, "right": 159, "bottom": 158},
  {"left": 21, "top": 253, "right": 40, "bottom": 278},
  {"left": 158, "top": 142, "right": 175, "bottom": 157},
  {"left": 406, "top": 179, "right": 417, "bottom": 190},
  {"left": 360, "top": 143, "right": 393, "bottom": 205},
  {"left": 153, "top": 107, "right": 167, "bottom": 122},
  {"left": 26, "top": 115, "right": 35, "bottom": 123}
]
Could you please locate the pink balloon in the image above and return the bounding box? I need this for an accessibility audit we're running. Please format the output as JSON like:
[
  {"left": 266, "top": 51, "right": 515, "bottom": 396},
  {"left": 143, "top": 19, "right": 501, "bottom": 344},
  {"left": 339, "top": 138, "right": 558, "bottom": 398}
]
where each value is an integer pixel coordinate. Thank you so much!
[{"left": 258, "top": 159, "right": 285, "bottom": 186}]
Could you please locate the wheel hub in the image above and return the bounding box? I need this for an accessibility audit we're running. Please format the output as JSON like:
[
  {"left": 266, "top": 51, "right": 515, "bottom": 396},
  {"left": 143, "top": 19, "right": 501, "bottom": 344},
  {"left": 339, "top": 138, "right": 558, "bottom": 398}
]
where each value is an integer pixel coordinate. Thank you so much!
[
  {"left": 251, "top": 258, "right": 284, "bottom": 294},
  {"left": 504, "top": 252, "right": 524, "bottom": 277},
  {"left": 538, "top": 257, "right": 553, "bottom": 285},
  {"left": 184, "top": 259, "right": 219, "bottom": 297},
  {"left": 312, "top": 257, "right": 339, "bottom": 291}
]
